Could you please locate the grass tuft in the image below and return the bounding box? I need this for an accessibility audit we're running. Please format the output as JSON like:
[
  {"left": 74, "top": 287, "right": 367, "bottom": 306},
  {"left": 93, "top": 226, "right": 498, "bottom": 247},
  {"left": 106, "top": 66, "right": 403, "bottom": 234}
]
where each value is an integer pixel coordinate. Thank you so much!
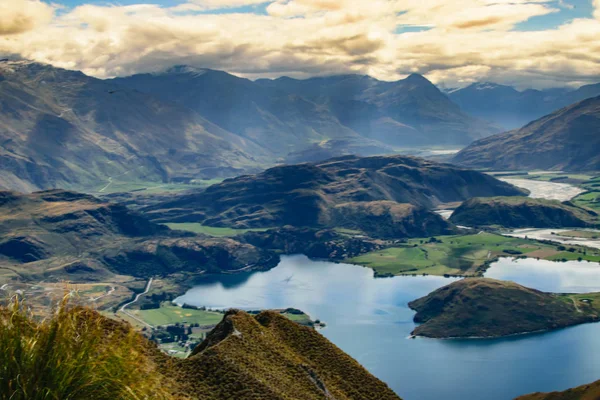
[{"left": 0, "top": 295, "right": 171, "bottom": 400}]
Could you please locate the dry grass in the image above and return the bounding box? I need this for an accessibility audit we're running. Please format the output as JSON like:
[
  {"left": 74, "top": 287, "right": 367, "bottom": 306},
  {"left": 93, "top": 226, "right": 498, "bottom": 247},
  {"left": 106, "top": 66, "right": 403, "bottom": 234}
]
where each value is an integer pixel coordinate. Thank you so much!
[{"left": 0, "top": 295, "right": 172, "bottom": 400}]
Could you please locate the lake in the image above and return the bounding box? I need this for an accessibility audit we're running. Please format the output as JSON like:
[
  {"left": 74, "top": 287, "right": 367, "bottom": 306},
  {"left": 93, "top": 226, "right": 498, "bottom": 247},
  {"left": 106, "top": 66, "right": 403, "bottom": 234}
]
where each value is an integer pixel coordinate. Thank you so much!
[{"left": 175, "top": 255, "right": 600, "bottom": 400}]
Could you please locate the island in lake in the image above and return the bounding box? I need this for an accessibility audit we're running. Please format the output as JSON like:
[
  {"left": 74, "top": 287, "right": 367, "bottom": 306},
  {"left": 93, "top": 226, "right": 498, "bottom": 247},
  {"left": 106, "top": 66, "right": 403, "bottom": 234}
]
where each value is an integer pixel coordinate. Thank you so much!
[{"left": 408, "top": 278, "right": 600, "bottom": 338}]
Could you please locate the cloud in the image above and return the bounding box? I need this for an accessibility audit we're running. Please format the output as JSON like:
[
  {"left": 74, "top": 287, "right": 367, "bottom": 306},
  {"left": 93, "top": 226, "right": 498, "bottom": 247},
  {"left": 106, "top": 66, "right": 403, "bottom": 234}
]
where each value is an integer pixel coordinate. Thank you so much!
[
  {"left": 1, "top": 0, "right": 599, "bottom": 89},
  {"left": 188, "top": 0, "right": 269, "bottom": 10},
  {"left": 0, "top": 0, "right": 53, "bottom": 35}
]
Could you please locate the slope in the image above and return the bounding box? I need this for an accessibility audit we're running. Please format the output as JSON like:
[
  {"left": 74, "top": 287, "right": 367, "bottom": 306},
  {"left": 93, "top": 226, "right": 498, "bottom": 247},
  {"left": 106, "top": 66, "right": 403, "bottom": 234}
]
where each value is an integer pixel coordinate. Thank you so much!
[
  {"left": 448, "top": 81, "right": 600, "bottom": 129},
  {"left": 452, "top": 95, "right": 600, "bottom": 171},
  {"left": 0, "top": 60, "right": 264, "bottom": 192}
]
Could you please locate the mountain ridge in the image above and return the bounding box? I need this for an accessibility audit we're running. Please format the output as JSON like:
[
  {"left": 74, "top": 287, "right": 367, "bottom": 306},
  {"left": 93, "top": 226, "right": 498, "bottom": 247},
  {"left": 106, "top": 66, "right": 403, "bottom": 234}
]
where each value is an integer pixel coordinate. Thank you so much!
[
  {"left": 452, "top": 95, "right": 600, "bottom": 171},
  {"left": 143, "top": 154, "right": 526, "bottom": 237},
  {"left": 0, "top": 60, "right": 266, "bottom": 192},
  {"left": 448, "top": 80, "right": 600, "bottom": 129}
]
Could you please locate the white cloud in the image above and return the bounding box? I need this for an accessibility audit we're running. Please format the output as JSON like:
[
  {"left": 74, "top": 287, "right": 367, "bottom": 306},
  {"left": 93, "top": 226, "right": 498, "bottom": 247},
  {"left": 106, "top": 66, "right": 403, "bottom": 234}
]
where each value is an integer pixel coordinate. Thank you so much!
[
  {"left": 188, "top": 0, "right": 268, "bottom": 10},
  {"left": 0, "top": 0, "right": 599, "bottom": 89},
  {"left": 0, "top": 0, "right": 53, "bottom": 35}
]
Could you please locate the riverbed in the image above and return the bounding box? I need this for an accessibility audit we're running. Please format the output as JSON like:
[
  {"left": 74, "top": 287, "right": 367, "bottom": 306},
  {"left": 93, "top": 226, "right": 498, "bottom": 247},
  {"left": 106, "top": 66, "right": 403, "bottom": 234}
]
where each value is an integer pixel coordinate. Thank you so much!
[
  {"left": 500, "top": 178, "right": 585, "bottom": 201},
  {"left": 176, "top": 255, "right": 600, "bottom": 400},
  {"left": 506, "top": 228, "right": 600, "bottom": 250}
]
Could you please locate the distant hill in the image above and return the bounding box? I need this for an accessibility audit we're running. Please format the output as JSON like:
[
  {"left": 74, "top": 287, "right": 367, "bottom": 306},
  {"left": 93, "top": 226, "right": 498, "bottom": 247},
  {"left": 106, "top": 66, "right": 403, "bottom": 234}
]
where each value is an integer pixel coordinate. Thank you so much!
[
  {"left": 0, "top": 189, "right": 277, "bottom": 280},
  {"left": 452, "top": 95, "right": 600, "bottom": 171},
  {"left": 448, "top": 81, "right": 600, "bottom": 129},
  {"left": 449, "top": 197, "right": 599, "bottom": 228},
  {"left": 143, "top": 155, "right": 525, "bottom": 237},
  {"left": 408, "top": 278, "right": 599, "bottom": 338},
  {"left": 284, "top": 137, "right": 395, "bottom": 164},
  {"left": 0, "top": 60, "right": 265, "bottom": 192}
]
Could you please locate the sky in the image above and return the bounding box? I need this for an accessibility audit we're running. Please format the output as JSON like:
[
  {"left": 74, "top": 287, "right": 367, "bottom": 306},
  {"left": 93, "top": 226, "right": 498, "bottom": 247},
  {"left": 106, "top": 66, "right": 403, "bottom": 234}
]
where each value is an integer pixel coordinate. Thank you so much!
[{"left": 1, "top": 0, "right": 600, "bottom": 88}]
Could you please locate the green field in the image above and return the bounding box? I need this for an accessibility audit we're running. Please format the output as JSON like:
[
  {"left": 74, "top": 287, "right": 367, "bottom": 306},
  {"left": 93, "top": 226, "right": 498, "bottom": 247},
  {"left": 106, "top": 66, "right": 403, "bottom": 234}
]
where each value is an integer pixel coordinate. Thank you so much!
[
  {"left": 564, "top": 292, "right": 600, "bottom": 313},
  {"left": 132, "top": 304, "right": 224, "bottom": 326},
  {"left": 347, "top": 233, "right": 600, "bottom": 277},
  {"left": 574, "top": 191, "right": 600, "bottom": 212},
  {"left": 132, "top": 303, "right": 316, "bottom": 328},
  {"left": 164, "top": 223, "right": 271, "bottom": 237},
  {"left": 280, "top": 311, "right": 313, "bottom": 325}
]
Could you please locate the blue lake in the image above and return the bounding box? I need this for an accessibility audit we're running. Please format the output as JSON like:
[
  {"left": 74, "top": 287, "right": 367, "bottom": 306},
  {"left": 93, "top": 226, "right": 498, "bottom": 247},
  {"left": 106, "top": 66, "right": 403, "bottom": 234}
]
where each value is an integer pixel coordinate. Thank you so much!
[{"left": 175, "top": 255, "right": 600, "bottom": 400}]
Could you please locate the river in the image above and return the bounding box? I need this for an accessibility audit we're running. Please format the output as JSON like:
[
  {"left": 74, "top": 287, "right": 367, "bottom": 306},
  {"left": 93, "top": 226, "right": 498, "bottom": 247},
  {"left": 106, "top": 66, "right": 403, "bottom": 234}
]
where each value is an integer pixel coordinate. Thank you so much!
[{"left": 175, "top": 255, "right": 600, "bottom": 400}]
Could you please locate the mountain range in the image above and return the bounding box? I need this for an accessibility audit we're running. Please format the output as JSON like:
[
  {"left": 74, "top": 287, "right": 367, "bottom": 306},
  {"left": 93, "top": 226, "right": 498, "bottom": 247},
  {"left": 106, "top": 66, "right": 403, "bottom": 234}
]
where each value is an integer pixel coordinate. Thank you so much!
[
  {"left": 453, "top": 95, "right": 600, "bottom": 171},
  {"left": 0, "top": 60, "right": 269, "bottom": 192},
  {"left": 447, "top": 81, "right": 600, "bottom": 130},
  {"left": 112, "top": 68, "right": 498, "bottom": 151}
]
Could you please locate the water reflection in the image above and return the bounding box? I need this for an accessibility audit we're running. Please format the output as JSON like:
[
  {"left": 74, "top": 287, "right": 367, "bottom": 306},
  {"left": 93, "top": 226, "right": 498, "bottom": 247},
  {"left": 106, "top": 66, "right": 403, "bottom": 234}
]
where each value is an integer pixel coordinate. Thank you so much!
[{"left": 485, "top": 257, "right": 600, "bottom": 293}]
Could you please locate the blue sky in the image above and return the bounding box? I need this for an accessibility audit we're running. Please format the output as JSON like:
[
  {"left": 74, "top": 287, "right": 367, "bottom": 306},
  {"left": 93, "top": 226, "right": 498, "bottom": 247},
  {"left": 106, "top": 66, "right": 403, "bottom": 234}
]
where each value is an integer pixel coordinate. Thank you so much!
[
  {"left": 48, "top": 0, "right": 593, "bottom": 31},
  {"left": 516, "top": 0, "right": 594, "bottom": 30}
]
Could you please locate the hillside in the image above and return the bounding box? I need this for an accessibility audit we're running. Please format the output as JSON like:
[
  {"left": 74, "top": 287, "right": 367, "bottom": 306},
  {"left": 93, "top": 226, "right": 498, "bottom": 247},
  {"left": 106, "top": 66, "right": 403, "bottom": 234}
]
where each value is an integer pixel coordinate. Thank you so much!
[
  {"left": 452, "top": 96, "right": 600, "bottom": 172},
  {"left": 0, "top": 189, "right": 277, "bottom": 282},
  {"left": 517, "top": 380, "right": 600, "bottom": 400},
  {"left": 0, "top": 60, "right": 265, "bottom": 192},
  {"left": 1, "top": 303, "right": 401, "bottom": 400},
  {"left": 175, "top": 309, "right": 401, "bottom": 399},
  {"left": 408, "top": 278, "right": 599, "bottom": 338},
  {"left": 449, "top": 197, "right": 599, "bottom": 228},
  {"left": 143, "top": 155, "right": 525, "bottom": 237},
  {"left": 448, "top": 81, "right": 600, "bottom": 129}
]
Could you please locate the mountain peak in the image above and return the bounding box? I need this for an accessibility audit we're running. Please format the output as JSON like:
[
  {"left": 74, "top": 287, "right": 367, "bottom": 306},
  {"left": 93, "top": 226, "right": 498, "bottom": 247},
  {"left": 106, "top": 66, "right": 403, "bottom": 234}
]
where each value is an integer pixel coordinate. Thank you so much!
[
  {"left": 404, "top": 73, "right": 432, "bottom": 84},
  {"left": 158, "top": 65, "right": 211, "bottom": 77}
]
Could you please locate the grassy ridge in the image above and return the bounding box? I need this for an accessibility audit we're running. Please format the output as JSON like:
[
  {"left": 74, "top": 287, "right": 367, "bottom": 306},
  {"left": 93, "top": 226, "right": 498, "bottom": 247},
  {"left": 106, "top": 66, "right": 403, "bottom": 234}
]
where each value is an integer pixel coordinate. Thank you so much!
[
  {"left": 516, "top": 381, "right": 600, "bottom": 400},
  {"left": 0, "top": 297, "right": 171, "bottom": 400},
  {"left": 1, "top": 300, "right": 399, "bottom": 399}
]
